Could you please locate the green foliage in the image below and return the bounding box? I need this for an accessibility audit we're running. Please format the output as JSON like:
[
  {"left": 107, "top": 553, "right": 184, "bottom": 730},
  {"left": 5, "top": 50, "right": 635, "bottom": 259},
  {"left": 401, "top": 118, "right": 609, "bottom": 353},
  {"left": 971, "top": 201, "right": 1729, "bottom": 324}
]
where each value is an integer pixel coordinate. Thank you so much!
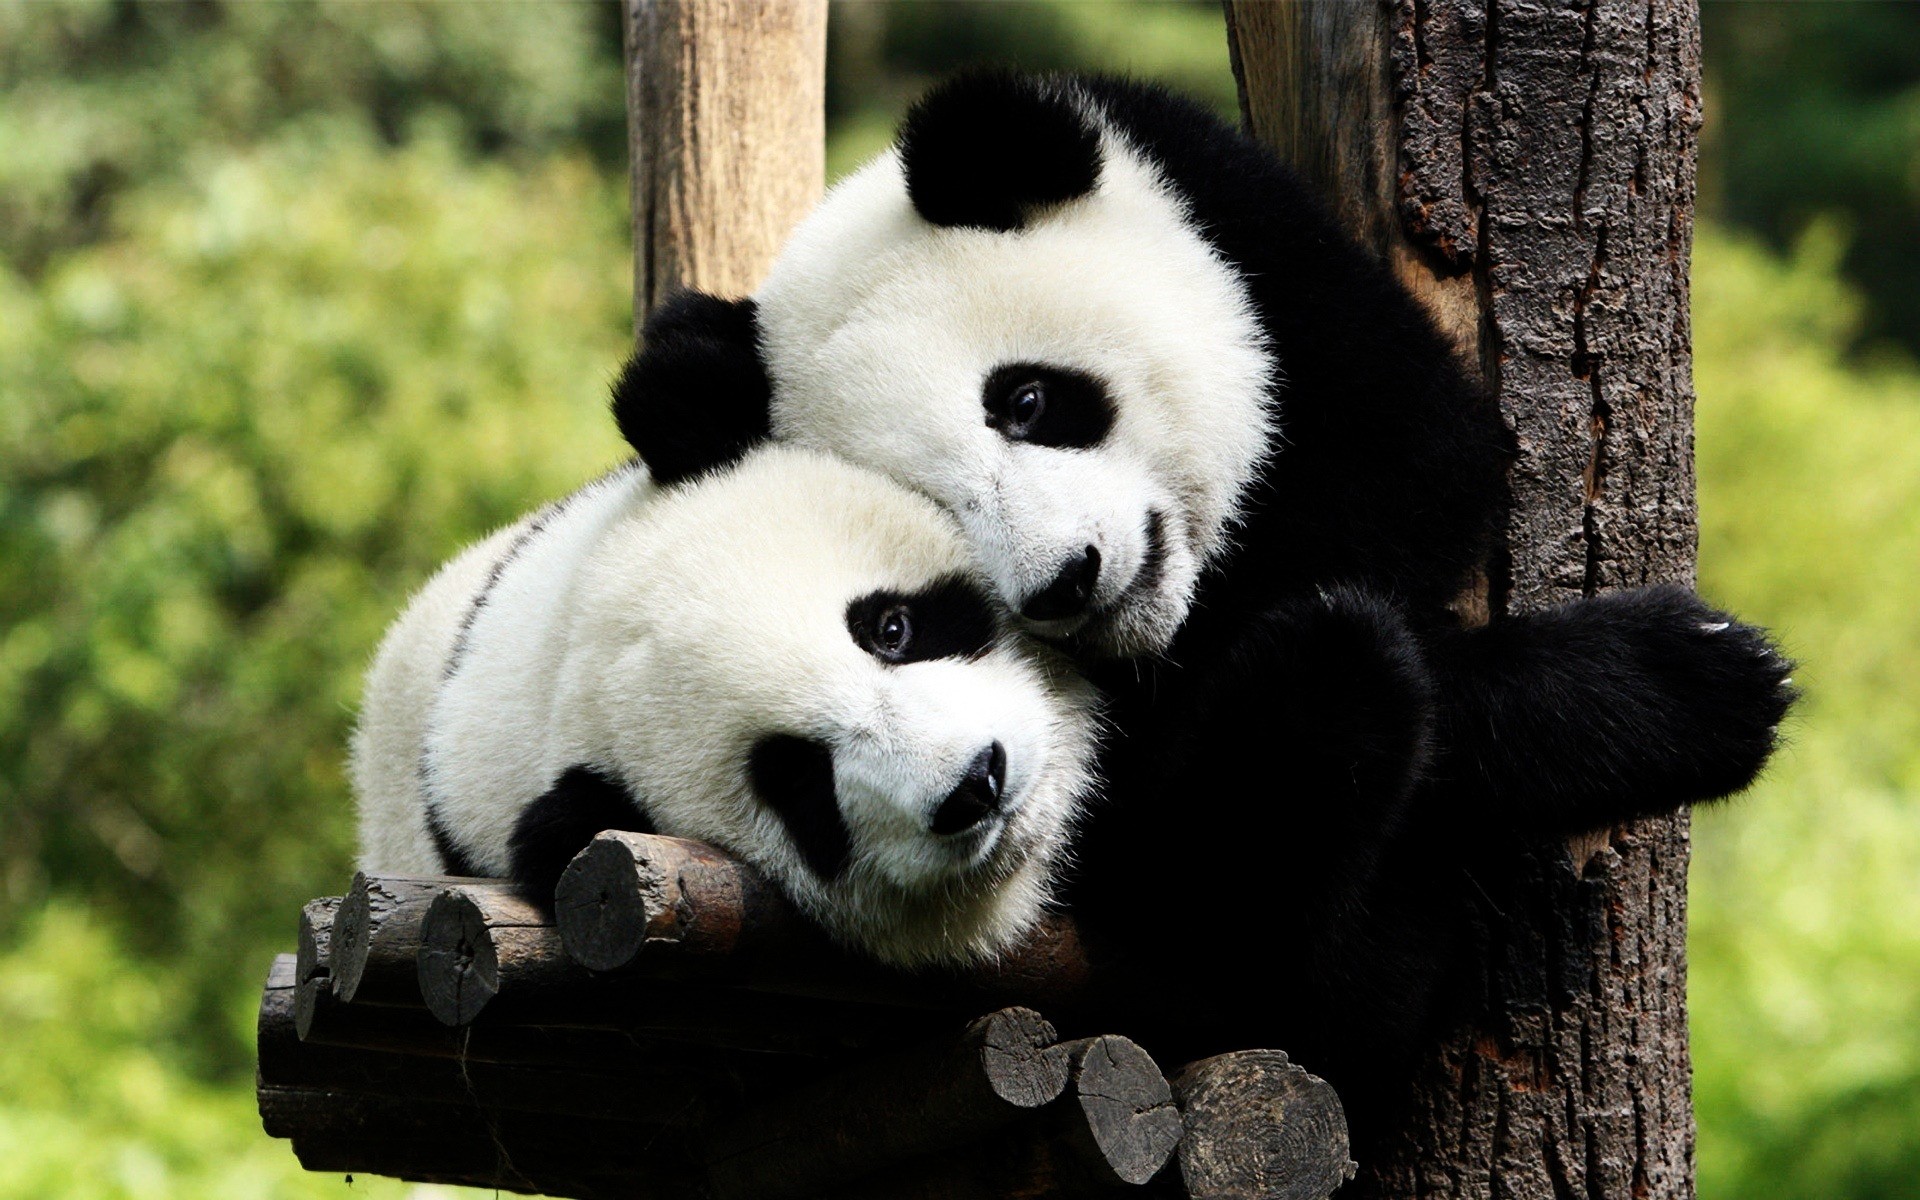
[
  {"left": 0, "top": 903, "right": 421, "bottom": 1199},
  {"left": 1700, "top": 2, "right": 1920, "bottom": 354},
  {"left": 0, "top": 4, "right": 1915, "bottom": 1199},
  {"left": 0, "top": 121, "right": 633, "bottom": 1080},
  {"left": 1690, "top": 226, "right": 1920, "bottom": 1200},
  {"left": 0, "top": 0, "right": 625, "bottom": 273},
  {"left": 825, "top": 0, "right": 1233, "bottom": 179}
]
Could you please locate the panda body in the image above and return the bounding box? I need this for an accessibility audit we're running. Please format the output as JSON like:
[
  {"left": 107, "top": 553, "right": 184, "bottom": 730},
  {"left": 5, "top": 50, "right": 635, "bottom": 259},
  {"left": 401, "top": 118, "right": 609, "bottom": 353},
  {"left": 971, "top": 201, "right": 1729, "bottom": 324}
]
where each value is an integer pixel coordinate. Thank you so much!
[
  {"left": 607, "top": 73, "right": 1795, "bottom": 1116},
  {"left": 353, "top": 446, "right": 1101, "bottom": 966}
]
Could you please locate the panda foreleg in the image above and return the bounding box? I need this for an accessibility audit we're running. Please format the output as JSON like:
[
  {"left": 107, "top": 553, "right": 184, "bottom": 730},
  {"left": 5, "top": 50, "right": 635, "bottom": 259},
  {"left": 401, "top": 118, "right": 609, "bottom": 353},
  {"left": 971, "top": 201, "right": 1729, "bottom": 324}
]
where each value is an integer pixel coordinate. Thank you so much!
[
  {"left": 1425, "top": 584, "right": 1796, "bottom": 837},
  {"left": 1149, "top": 586, "right": 1441, "bottom": 916},
  {"left": 1089, "top": 588, "right": 1452, "bottom": 1058},
  {"left": 506, "top": 765, "right": 656, "bottom": 909}
]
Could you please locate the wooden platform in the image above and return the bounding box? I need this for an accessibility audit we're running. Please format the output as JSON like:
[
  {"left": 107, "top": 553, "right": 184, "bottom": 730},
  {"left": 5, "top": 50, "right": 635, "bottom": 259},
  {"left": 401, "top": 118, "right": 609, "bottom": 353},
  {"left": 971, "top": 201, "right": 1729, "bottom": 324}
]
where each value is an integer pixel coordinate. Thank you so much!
[{"left": 258, "top": 831, "right": 1354, "bottom": 1199}]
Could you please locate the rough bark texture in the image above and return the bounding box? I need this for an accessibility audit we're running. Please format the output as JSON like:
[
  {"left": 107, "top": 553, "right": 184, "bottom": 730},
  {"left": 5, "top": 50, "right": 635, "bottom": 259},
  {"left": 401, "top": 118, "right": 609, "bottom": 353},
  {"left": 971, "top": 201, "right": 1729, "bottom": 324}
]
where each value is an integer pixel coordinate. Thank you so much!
[
  {"left": 1224, "top": 1, "right": 1702, "bottom": 1196},
  {"left": 625, "top": 0, "right": 827, "bottom": 322}
]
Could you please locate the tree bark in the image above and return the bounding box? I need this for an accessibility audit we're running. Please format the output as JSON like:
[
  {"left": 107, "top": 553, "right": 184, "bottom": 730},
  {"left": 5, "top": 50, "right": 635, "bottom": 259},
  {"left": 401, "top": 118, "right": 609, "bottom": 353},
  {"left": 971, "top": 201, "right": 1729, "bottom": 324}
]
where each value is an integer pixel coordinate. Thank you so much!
[
  {"left": 1224, "top": 2, "right": 1702, "bottom": 1197},
  {"left": 624, "top": 0, "right": 828, "bottom": 325}
]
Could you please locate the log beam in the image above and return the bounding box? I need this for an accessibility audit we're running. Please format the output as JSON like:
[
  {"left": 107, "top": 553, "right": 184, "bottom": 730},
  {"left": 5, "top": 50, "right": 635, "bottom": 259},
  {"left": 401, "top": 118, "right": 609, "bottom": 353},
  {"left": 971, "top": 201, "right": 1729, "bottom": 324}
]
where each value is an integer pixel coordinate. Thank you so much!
[{"left": 624, "top": 0, "right": 828, "bottom": 319}]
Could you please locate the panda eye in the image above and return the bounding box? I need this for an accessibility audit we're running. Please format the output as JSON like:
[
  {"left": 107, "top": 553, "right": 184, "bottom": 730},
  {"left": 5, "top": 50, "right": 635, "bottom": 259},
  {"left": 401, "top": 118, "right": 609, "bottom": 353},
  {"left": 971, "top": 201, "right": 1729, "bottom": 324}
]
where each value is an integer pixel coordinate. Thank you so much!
[
  {"left": 1006, "top": 383, "right": 1046, "bottom": 436},
  {"left": 982, "top": 363, "right": 1114, "bottom": 449},
  {"left": 874, "top": 605, "right": 914, "bottom": 659},
  {"left": 847, "top": 579, "right": 995, "bottom": 664}
]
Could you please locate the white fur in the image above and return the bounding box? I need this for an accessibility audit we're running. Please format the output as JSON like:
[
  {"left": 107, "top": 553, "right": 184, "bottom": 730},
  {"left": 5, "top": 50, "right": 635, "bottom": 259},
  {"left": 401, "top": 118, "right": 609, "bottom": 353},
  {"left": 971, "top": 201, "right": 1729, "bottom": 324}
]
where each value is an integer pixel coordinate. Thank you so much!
[
  {"left": 353, "top": 447, "right": 1099, "bottom": 965},
  {"left": 754, "top": 93, "right": 1274, "bottom": 657}
]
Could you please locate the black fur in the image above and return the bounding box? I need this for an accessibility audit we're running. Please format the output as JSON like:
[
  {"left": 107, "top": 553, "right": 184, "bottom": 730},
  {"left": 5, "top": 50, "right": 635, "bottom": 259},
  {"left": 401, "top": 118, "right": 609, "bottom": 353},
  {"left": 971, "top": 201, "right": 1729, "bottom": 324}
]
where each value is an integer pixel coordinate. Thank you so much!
[
  {"left": 906, "top": 75, "right": 1796, "bottom": 1122},
  {"left": 611, "top": 291, "right": 772, "bottom": 484},
  {"left": 1071, "top": 74, "right": 1517, "bottom": 618},
  {"left": 610, "top": 71, "right": 1798, "bottom": 1132},
  {"left": 507, "top": 765, "right": 654, "bottom": 907},
  {"left": 424, "top": 806, "right": 482, "bottom": 879},
  {"left": 899, "top": 69, "right": 1102, "bottom": 232},
  {"left": 982, "top": 363, "right": 1116, "bottom": 448},
  {"left": 1426, "top": 585, "right": 1797, "bottom": 835},
  {"left": 748, "top": 735, "right": 850, "bottom": 880},
  {"left": 847, "top": 575, "right": 999, "bottom": 665}
]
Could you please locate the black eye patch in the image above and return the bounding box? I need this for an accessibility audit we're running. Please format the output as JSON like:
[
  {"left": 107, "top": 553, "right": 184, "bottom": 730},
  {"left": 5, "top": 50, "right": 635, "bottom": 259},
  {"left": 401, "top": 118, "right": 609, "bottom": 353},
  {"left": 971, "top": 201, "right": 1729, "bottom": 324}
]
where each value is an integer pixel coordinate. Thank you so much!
[
  {"left": 847, "top": 575, "right": 998, "bottom": 665},
  {"left": 748, "top": 735, "right": 850, "bottom": 881},
  {"left": 982, "top": 363, "right": 1116, "bottom": 449}
]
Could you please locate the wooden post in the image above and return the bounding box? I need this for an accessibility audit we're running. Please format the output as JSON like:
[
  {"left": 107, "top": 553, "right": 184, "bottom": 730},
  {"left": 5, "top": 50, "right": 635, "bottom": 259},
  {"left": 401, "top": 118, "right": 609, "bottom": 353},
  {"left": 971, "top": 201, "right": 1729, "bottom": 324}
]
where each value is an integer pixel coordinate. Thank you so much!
[
  {"left": 624, "top": 0, "right": 828, "bottom": 324},
  {"left": 1225, "top": 2, "right": 1703, "bottom": 1197}
]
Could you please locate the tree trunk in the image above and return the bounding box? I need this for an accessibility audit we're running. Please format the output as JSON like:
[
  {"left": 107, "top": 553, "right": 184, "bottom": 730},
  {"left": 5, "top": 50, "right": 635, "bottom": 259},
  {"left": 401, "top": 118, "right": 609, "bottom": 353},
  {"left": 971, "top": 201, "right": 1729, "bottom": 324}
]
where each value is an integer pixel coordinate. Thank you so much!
[
  {"left": 623, "top": 0, "right": 828, "bottom": 325},
  {"left": 1224, "top": 2, "right": 1702, "bottom": 1197}
]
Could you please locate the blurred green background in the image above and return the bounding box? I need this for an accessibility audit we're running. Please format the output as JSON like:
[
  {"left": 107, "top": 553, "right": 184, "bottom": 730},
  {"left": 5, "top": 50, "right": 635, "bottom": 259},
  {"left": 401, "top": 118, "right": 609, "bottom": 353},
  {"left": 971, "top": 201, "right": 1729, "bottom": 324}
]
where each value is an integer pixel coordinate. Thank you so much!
[{"left": 1, "top": 2, "right": 1914, "bottom": 1197}]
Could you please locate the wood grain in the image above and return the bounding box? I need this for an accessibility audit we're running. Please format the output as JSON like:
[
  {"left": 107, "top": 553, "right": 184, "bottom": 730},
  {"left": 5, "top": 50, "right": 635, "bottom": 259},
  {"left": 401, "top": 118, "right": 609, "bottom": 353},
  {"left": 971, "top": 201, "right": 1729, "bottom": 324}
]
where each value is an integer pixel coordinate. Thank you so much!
[{"left": 625, "top": 0, "right": 828, "bottom": 321}]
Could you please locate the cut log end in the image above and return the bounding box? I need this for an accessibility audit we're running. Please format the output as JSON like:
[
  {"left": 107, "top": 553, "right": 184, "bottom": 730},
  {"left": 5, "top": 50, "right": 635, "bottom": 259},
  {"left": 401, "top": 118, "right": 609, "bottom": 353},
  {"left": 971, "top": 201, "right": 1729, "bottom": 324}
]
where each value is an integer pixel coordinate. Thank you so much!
[
  {"left": 554, "top": 831, "right": 665, "bottom": 972},
  {"left": 1058, "top": 1035, "right": 1183, "bottom": 1188},
  {"left": 416, "top": 888, "right": 499, "bottom": 1027},
  {"left": 328, "top": 871, "right": 376, "bottom": 1001},
  {"left": 292, "top": 896, "right": 342, "bottom": 1041},
  {"left": 1172, "top": 1050, "right": 1355, "bottom": 1200},
  {"left": 976, "top": 1006, "right": 1072, "bottom": 1110}
]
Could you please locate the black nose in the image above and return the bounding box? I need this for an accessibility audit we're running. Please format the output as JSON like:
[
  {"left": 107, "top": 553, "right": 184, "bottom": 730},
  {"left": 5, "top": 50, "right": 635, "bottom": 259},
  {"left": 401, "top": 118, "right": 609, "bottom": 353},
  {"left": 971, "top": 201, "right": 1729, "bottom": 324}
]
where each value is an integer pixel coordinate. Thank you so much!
[
  {"left": 931, "top": 742, "right": 1008, "bottom": 836},
  {"left": 1020, "top": 546, "right": 1101, "bottom": 622}
]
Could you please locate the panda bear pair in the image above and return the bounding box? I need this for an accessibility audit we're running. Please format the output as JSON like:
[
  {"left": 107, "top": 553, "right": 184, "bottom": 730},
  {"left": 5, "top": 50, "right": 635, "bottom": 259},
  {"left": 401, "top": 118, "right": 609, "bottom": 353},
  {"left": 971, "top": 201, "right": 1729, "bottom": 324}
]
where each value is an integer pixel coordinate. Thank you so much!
[{"left": 359, "top": 72, "right": 1792, "bottom": 1119}]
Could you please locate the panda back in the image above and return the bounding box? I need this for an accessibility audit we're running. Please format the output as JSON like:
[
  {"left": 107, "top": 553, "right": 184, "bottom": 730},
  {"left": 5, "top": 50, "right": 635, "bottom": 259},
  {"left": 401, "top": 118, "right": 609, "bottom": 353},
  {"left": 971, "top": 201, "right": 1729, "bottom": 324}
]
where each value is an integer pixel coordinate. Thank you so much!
[
  {"left": 419, "top": 463, "right": 651, "bottom": 876},
  {"left": 351, "top": 520, "right": 531, "bottom": 875}
]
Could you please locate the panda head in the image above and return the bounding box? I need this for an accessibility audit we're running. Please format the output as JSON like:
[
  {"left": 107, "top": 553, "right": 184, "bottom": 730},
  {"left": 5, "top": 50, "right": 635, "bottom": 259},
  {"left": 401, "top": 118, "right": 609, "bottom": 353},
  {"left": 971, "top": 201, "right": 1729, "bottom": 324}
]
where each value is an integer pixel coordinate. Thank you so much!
[
  {"left": 613, "top": 72, "right": 1274, "bottom": 659},
  {"left": 577, "top": 445, "right": 1100, "bottom": 965}
]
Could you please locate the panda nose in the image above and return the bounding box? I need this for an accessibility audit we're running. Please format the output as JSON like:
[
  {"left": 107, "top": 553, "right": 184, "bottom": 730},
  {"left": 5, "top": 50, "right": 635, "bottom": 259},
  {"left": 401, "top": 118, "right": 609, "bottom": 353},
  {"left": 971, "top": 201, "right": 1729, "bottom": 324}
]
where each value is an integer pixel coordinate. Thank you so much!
[
  {"left": 1020, "top": 546, "right": 1101, "bottom": 622},
  {"left": 930, "top": 742, "right": 1008, "bottom": 836}
]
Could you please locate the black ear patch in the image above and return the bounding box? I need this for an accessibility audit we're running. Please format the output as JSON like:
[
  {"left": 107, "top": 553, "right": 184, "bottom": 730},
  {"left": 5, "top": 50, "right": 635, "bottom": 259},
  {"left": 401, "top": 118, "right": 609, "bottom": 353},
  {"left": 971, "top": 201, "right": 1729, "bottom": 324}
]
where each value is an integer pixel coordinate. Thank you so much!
[
  {"left": 508, "top": 765, "right": 655, "bottom": 907},
  {"left": 899, "top": 70, "right": 1103, "bottom": 232},
  {"left": 611, "top": 291, "right": 773, "bottom": 485},
  {"left": 749, "top": 735, "right": 850, "bottom": 881}
]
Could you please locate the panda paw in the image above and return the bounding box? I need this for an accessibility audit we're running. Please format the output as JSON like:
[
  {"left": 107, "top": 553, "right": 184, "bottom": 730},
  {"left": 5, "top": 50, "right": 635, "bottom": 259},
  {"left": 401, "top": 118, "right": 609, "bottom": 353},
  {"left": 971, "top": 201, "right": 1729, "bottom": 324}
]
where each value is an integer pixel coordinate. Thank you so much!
[
  {"left": 1450, "top": 584, "right": 1797, "bottom": 828},
  {"left": 1627, "top": 589, "right": 1797, "bottom": 801},
  {"left": 1185, "top": 585, "right": 1438, "bottom": 819}
]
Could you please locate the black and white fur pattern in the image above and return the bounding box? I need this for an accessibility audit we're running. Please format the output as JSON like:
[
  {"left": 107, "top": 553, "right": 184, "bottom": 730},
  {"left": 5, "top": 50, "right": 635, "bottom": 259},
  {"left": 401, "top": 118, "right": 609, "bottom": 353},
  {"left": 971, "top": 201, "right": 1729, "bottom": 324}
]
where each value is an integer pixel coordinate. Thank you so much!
[
  {"left": 607, "top": 72, "right": 1796, "bottom": 1121},
  {"left": 353, "top": 446, "right": 1099, "bottom": 966}
]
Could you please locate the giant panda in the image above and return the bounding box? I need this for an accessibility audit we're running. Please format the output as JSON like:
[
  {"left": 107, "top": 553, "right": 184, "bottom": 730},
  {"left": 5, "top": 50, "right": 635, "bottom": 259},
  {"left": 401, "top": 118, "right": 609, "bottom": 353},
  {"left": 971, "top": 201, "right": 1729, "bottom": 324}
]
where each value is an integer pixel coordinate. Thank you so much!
[
  {"left": 352, "top": 444, "right": 1100, "bottom": 966},
  {"left": 607, "top": 72, "right": 1795, "bottom": 1116}
]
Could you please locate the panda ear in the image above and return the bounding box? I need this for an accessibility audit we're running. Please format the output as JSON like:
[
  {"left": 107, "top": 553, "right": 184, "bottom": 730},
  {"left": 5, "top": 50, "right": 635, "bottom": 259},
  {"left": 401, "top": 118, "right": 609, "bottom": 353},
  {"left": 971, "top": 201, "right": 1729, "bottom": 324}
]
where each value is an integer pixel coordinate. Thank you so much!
[
  {"left": 612, "top": 290, "right": 773, "bottom": 485},
  {"left": 899, "top": 70, "right": 1103, "bottom": 232}
]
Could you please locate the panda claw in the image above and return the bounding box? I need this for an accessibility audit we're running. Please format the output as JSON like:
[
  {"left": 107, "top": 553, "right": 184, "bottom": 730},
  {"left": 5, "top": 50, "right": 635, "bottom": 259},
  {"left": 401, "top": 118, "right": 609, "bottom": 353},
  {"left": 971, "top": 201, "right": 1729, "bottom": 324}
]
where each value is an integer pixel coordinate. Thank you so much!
[{"left": 1700, "top": 621, "right": 1732, "bottom": 634}]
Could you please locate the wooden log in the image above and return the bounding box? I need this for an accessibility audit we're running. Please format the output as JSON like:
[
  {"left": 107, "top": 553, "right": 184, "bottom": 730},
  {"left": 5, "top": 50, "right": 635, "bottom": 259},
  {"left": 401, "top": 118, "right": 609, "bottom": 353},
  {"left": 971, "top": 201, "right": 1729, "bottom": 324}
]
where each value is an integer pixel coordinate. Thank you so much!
[
  {"left": 831, "top": 1035, "right": 1181, "bottom": 1200},
  {"left": 624, "top": 0, "right": 828, "bottom": 318},
  {"left": 260, "top": 1083, "right": 655, "bottom": 1146},
  {"left": 416, "top": 882, "right": 588, "bottom": 1027},
  {"left": 1050, "top": 1036, "right": 1184, "bottom": 1189},
  {"left": 331, "top": 872, "right": 508, "bottom": 1005},
  {"left": 282, "top": 1087, "right": 704, "bottom": 1200},
  {"left": 700, "top": 1007, "right": 1071, "bottom": 1200},
  {"left": 262, "top": 972, "right": 752, "bottom": 1127},
  {"left": 300, "top": 966, "right": 806, "bottom": 1076},
  {"left": 556, "top": 830, "right": 804, "bottom": 971},
  {"left": 555, "top": 830, "right": 1095, "bottom": 1010},
  {"left": 416, "top": 882, "right": 934, "bottom": 1055},
  {"left": 291, "top": 896, "right": 341, "bottom": 1040},
  {"left": 1168, "top": 1051, "right": 1354, "bottom": 1200}
]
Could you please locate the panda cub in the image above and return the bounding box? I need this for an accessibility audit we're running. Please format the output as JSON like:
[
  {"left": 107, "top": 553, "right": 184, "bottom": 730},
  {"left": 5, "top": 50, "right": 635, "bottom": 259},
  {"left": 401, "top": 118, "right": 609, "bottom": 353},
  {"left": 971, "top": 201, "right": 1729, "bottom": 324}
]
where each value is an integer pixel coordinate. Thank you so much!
[
  {"left": 611, "top": 69, "right": 1793, "bottom": 853},
  {"left": 608, "top": 71, "right": 1796, "bottom": 1097},
  {"left": 352, "top": 445, "right": 1099, "bottom": 966}
]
